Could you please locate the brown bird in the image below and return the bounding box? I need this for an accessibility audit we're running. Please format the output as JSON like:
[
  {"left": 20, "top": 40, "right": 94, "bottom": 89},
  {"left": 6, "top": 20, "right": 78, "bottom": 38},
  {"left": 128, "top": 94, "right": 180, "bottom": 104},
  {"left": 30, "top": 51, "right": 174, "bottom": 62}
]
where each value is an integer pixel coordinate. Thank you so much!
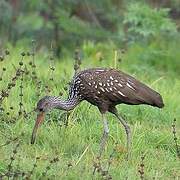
[{"left": 31, "top": 68, "right": 164, "bottom": 158}]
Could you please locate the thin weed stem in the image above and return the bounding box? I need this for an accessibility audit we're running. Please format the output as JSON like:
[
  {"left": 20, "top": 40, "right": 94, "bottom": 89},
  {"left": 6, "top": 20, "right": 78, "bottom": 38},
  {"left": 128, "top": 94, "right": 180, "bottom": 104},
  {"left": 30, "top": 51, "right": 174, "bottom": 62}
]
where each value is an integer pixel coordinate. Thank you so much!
[
  {"left": 172, "top": 118, "right": 180, "bottom": 158},
  {"left": 138, "top": 152, "right": 145, "bottom": 180}
]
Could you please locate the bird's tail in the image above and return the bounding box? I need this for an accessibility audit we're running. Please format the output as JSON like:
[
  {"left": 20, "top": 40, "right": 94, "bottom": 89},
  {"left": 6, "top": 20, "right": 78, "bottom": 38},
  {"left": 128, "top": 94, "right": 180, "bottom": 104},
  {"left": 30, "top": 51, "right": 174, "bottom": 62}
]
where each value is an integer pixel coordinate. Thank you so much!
[
  {"left": 151, "top": 93, "right": 164, "bottom": 108},
  {"left": 138, "top": 84, "right": 164, "bottom": 108}
]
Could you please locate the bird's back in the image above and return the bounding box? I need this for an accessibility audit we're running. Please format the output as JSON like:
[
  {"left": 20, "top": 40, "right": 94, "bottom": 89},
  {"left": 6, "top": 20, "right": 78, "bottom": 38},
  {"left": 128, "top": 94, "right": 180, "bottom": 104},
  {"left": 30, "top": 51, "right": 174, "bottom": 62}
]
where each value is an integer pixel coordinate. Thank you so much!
[{"left": 69, "top": 68, "right": 164, "bottom": 112}]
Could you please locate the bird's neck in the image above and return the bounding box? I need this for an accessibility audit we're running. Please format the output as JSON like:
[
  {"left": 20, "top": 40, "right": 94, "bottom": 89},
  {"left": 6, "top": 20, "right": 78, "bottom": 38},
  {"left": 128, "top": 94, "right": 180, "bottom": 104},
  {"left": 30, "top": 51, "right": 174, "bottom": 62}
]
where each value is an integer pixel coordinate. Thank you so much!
[{"left": 52, "top": 96, "right": 80, "bottom": 111}]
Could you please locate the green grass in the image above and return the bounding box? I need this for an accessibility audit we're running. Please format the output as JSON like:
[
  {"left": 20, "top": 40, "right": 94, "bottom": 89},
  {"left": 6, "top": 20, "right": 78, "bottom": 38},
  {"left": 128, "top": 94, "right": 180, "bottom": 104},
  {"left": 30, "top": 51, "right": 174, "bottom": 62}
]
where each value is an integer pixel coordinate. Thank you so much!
[{"left": 0, "top": 41, "right": 179, "bottom": 179}]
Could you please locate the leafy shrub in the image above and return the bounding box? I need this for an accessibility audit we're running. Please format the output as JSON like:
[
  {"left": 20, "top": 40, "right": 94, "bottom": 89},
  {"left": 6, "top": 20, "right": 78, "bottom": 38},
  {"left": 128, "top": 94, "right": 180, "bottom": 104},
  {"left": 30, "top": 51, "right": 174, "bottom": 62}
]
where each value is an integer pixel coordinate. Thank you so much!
[{"left": 123, "top": 2, "right": 177, "bottom": 41}]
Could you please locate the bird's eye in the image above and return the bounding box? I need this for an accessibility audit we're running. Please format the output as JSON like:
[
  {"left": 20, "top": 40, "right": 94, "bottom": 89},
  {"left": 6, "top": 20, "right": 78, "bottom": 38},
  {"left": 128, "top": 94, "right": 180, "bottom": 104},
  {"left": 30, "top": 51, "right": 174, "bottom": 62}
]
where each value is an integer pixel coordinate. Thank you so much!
[{"left": 39, "top": 108, "right": 43, "bottom": 112}]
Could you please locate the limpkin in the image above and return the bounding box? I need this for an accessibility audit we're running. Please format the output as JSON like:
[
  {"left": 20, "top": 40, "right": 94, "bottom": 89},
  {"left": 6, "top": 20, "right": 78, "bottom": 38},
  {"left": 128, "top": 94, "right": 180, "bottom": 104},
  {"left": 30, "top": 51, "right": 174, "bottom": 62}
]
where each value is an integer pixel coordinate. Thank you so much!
[{"left": 31, "top": 68, "right": 164, "bottom": 158}]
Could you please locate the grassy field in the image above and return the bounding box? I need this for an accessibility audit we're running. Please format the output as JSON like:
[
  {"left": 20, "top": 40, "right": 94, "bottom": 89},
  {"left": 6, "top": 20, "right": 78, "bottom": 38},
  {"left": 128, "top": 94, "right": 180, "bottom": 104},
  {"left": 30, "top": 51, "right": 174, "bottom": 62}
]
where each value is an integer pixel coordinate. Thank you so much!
[{"left": 0, "top": 41, "right": 179, "bottom": 179}]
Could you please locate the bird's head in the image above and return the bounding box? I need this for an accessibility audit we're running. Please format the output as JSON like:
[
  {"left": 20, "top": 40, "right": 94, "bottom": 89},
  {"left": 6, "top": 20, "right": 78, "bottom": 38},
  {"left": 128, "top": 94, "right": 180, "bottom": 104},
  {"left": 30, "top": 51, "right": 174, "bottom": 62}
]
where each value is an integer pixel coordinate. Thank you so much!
[
  {"left": 36, "top": 96, "right": 54, "bottom": 112},
  {"left": 31, "top": 95, "right": 78, "bottom": 144},
  {"left": 31, "top": 96, "right": 56, "bottom": 144}
]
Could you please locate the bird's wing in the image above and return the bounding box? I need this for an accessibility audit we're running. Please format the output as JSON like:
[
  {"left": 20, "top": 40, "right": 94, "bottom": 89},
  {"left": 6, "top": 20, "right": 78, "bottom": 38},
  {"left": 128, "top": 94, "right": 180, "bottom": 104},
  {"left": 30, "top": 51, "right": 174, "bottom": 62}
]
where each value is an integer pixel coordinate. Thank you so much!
[
  {"left": 98, "top": 71, "right": 139, "bottom": 103},
  {"left": 106, "top": 70, "right": 162, "bottom": 106}
]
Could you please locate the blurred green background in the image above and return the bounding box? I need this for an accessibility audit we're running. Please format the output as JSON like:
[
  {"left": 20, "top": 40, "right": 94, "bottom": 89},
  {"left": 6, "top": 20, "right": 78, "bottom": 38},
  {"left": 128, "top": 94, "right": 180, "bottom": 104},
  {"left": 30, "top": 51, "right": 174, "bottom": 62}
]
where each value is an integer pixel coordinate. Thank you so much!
[
  {"left": 0, "top": 1, "right": 179, "bottom": 54},
  {"left": 1, "top": 0, "right": 180, "bottom": 73}
]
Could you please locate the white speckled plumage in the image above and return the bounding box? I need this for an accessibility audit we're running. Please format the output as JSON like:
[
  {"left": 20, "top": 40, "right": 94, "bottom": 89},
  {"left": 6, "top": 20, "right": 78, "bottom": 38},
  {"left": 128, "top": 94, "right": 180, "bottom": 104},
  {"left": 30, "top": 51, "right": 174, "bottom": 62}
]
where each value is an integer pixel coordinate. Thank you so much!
[{"left": 65, "top": 67, "right": 164, "bottom": 113}]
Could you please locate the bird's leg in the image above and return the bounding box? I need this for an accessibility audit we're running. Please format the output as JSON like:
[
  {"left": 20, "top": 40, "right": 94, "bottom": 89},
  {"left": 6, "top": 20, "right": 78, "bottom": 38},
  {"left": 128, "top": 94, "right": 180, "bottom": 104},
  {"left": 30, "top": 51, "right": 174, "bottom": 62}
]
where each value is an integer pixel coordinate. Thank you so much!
[
  {"left": 113, "top": 111, "right": 131, "bottom": 160},
  {"left": 93, "top": 113, "right": 109, "bottom": 175},
  {"left": 99, "top": 113, "right": 109, "bottom": 157}
]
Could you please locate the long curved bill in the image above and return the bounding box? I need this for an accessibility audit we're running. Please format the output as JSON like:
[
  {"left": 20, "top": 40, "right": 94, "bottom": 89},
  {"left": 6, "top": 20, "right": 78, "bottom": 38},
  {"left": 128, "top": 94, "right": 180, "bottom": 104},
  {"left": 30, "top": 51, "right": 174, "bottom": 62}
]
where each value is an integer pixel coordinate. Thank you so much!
[{"left": 31, "top": 112, "right": 45, "bottom": 144}]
